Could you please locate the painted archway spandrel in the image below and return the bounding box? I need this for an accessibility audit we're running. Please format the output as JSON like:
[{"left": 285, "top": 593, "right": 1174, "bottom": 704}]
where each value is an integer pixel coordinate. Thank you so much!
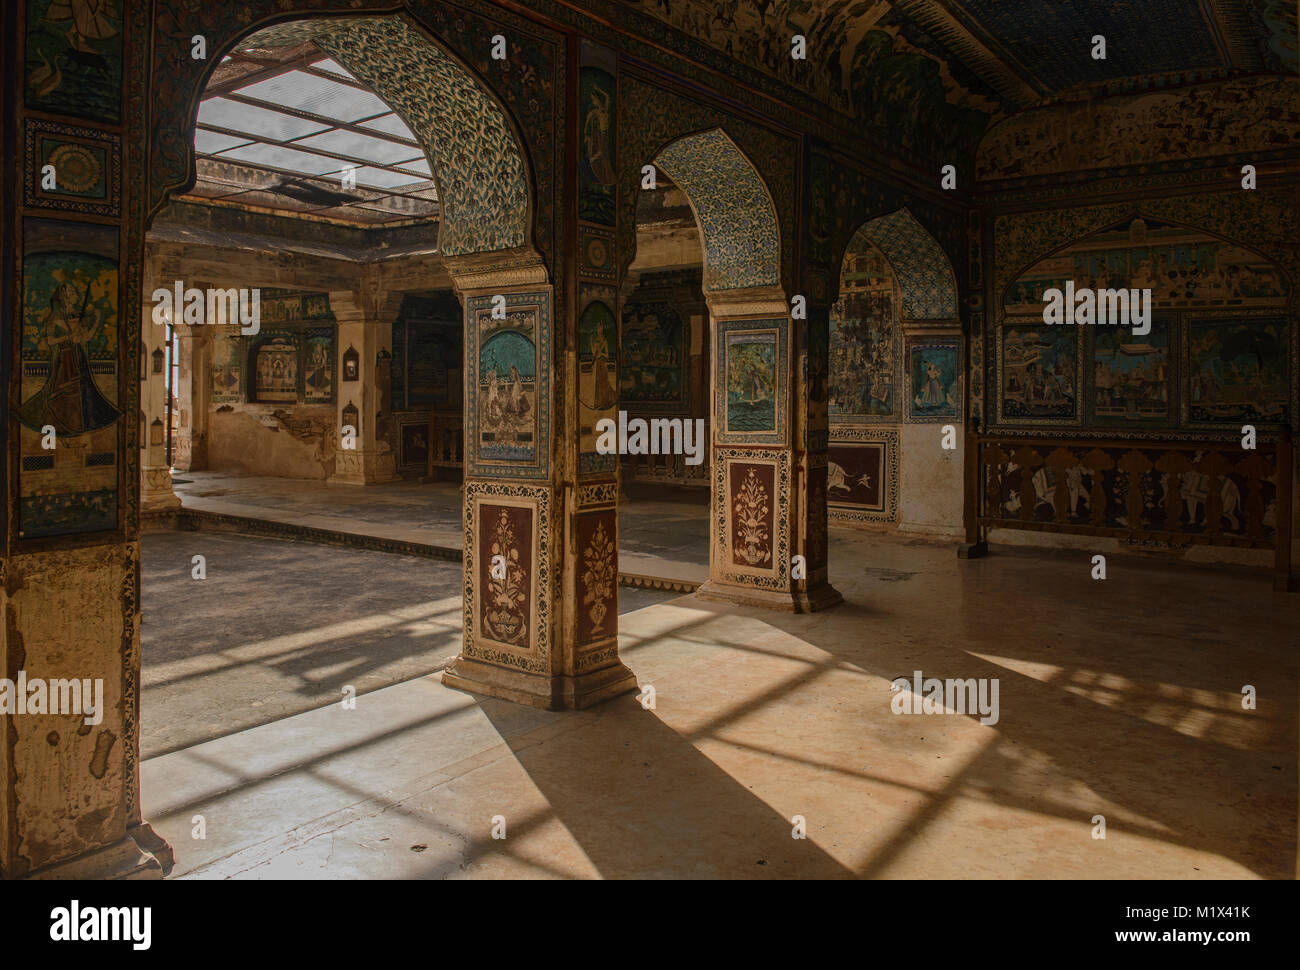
[
  {"left": 616, "top": 73, "right": 721, "bottom": 277},
  {"left": 146, "top": 1, "right": 564, "bottom": 271}
]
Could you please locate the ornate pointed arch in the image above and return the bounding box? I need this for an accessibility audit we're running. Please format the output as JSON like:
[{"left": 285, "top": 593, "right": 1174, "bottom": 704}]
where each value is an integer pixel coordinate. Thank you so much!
[
  {"left": 848, "top": 208, "right": 958, "bottom": 320},
  {"left": 652, "top": 128, "right": 781, "bottom": 293}
]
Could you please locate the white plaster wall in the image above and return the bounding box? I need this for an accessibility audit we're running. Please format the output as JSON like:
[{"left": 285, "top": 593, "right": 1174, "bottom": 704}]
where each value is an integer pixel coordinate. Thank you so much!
[{"left": 898, "top": 423, "right": 964, "bottom": 536}]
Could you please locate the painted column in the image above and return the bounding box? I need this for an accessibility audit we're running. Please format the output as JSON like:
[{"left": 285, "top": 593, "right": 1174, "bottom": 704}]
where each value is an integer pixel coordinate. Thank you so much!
[
  {"left": 694, "top": 288, "right": 840, "bottom": 612},
  {"left": 327, "top": 287, "right": 401, "bottom": 486},
  {"left": 439, "top": 35, "right": 637, "bottom": 710}
]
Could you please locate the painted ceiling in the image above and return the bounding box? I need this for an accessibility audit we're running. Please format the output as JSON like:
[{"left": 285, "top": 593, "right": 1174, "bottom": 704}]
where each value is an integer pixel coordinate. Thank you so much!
[{"left": 617, "top": 0, "right": 1296, "bottom": 157}]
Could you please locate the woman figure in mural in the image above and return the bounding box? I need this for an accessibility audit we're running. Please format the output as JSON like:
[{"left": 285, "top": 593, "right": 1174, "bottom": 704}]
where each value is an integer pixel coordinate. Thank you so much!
[
  {"left": 20, "top": 279, "right": 119, "bottom": 436},
  {"left": 484, "top": 365, "right": 503, "bottom": 426},
  {"left": 916, "top": 359, "right": 945, "bottom": 409},
  {"left": 505, "top": 364, "right": 530, "bottom": 425},
  {"left": 583, "top": 86, "right": 616, "bottom": 186},
  {"left": 741, "top": 361, "right": 768, "bottom": 405},
  {"left": 588, "top": 320, "right": 618, "bottom": 410}
]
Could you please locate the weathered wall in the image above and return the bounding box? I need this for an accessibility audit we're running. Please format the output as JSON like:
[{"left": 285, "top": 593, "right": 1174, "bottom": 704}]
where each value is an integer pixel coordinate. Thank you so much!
[{"left": 3, "top": 545, "right": 134, "bottom": 877}]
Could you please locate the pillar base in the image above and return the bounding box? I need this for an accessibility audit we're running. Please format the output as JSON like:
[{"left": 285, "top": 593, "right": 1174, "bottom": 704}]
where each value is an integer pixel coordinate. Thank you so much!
[
  {"left": 441, "top": 655, "right": 638, "bottom": 711},
  {"left": 793, "top": 581, "right": 844, "bottom": 613},
  {"left": 957, "top": 540, "right": 988, "bottom": 560},
  {"left": 141, "top": 465, "right": 182, "bottom": 512},
  {"left": 328, "top": 448, "right": 400, "bottom": 486},
  {"left": 20, "top": 826, "right": 169, "bottom": 880},
  {"left": 696, "top": 579, "right": 843, "bottom": 614}
]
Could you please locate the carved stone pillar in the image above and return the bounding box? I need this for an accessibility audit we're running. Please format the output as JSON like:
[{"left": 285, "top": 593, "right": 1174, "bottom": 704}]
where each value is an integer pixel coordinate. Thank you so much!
[{"left": 327, "top": 281, "right": 401, "bottom": 486}]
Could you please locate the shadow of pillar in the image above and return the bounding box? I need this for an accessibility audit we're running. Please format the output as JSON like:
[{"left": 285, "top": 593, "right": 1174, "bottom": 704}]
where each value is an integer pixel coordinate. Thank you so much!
[{"left": 482, "top": 695, "right": 854, "bottom": 878}]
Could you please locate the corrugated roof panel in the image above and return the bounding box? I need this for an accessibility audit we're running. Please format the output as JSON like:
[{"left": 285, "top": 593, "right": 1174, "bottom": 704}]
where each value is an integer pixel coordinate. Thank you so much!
[
  {"left": 198, "top": 97, "right": 329, "bottom": 140},
  {"left": 235, "top": 70, "right": 390, "bottom": 122}
]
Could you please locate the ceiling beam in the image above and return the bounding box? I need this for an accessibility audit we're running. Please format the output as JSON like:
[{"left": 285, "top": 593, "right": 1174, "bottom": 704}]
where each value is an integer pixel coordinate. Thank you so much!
[
  {"left": 892, "top": 0, "right": 1046, "bottom": 107},
  {"left": 211, "top": 90, "right": 423, "bottom": 151}
]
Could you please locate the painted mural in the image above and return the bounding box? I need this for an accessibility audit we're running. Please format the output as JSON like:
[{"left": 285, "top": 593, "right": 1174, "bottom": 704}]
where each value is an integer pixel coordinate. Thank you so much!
[
  {"left": 1004, "top": 218, "right": 1291, "bottom": 313},
  {"left": 257, "top": 288, "right": 335, "bottom": 326},
  {"left": 477, "top": 318, "right": 538, "bottom": 463},
  {"left": 827, "top": 442, "right": 885, "bottom": 513},
  {"left": 988, "top": 442, "right": 1281, "bottom": 541},
  {"left": 303, "top": 329, "right": 334, "bottom": 404},
  {"left": 253, "top": 336, "right": 299, "bottom": 404},
  {"left": 579, "top": 295, "right": 619, "bottom": 474},
  {"left": 978, "top": 78, "right": 1300, "bottom": 180},
  {"left": 211, "top": 334, "right": 241, "bottom": 404},
  {"left": 830, "top": 290, "right": 896, "bottom": 421},
  {"left": 724, "top": 332, "right": 777, "bottom": 434},
  {"left": 579, "top": 67, "right": 617, "bottom": 226},
  {"left": 1001, "top": 325, "right": 1079, "bottom": 422},
  {"left": 1089, "top": 320, "right": 1173, "bottom": 426},
  {"left": 1186, "top": 317, "right": 1289, "bottom": 424},
  {"left": 621, "top": 300, "right": 685, "bottom": 408},
  {"left": 467, "top": 293, "right": 551, "bottom": 480},
  {"left": 24, "top": 0, "right": 124, "bottom": 123},
  {"left": 19, "top": 218, "right": 120, "bottom": 538},
  {"left": 906, "top": 338, "right": 959, "bottom": 422}
]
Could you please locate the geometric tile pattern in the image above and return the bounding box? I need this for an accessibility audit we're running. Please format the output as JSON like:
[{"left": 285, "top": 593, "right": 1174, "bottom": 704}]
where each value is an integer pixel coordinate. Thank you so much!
[
  {"left": 853, "top": 208, "right": 958, "bottom": 320},
  {"left": 655, "top": 128, "right": 780, "bottom": 292}
]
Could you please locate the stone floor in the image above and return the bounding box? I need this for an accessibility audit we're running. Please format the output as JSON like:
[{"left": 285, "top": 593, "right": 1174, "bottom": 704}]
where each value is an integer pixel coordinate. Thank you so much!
[
  {"left": 141, "top": 531, "right": 679, "bottom": 758},
  {"left": 172, "top": 472, "right": 710, "bottom": 582},
  {"left": 140, "top": 521, "right": 1298, "bottom": 879}
]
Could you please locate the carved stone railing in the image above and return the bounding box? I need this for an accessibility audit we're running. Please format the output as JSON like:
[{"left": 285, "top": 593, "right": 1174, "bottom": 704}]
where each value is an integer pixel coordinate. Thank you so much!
[
  {"left": 620, "top": 450, "right": 709, "bottom": 486},
  {"left": 959, "top": 422, "right": 1294, "bottom": 591}
]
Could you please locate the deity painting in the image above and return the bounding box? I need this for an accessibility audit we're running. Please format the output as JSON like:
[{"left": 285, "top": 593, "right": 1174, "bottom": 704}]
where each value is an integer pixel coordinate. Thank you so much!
[
  {"left": 252, "top": 336, "right": 298, "bottom": 403},
  {"left": 725, "top": 332, "right": 777, "bottom": 433},
  {"left": 19, "top": 265, "right": 119, "bottom": 436},
  {"left": 907, "top": 340, "right": 959, "bottom": 422},
  {"left": 578, "top": 67, "right": 616, "bottom": 225},
  {"left": 1187, "top": 317, "right": 1289, "bottom": 424},
  {"left": 579, "top": 299, "right": 618, "bottom": 466},
  {"left": 477, "top": 319, "right": 538, "bottom": 462}
]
